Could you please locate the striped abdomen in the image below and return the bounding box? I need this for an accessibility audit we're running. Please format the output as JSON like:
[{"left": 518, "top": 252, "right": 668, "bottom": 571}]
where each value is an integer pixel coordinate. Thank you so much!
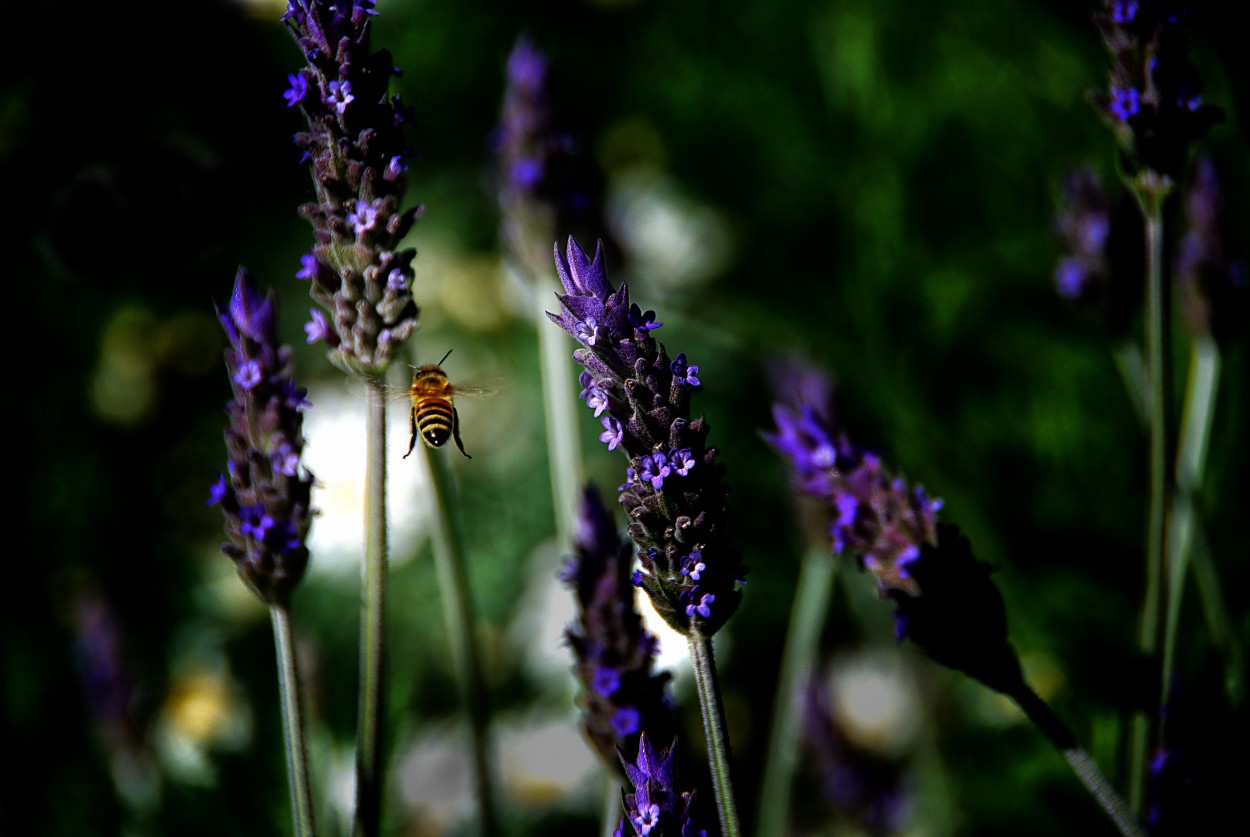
[{"left": 414, "top": 396, "right": 456, "bottom": 448}]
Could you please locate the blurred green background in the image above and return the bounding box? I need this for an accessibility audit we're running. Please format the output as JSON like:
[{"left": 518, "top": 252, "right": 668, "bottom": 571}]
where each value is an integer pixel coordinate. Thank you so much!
[{"left": 5, "top": 0, "right": 1247, "bottom": 834}]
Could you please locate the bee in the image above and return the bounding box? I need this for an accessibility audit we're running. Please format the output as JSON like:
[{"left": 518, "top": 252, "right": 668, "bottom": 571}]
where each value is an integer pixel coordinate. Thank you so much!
[{"left": 403, "top": 350, "right": 476, "bottom": 460}]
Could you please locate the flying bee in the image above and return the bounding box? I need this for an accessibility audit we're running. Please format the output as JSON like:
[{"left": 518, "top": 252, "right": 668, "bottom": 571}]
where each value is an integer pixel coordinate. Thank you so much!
[{"left": 402, "top": 350, "right": 488, "bottom": 460}]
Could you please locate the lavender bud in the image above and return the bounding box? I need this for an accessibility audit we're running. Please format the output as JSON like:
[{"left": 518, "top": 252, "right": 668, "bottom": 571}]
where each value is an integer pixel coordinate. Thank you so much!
[
  {"left": 548, "top": 238, "right": 748, "bottom": 637},
  {"left": 1174, "top": 156, "right": 1248, "bottom": 344},
  {"left": 617, "top": 733, "right": 708, "bottom": 837},
  {"left": 282, "top": 1, "right": 420, "bottom": 374},
  {"left": 1088, "top": 1, "right": 1223, "bottom": 178},
  {"left": 210, "top": 269, "right": 315, "bottom": 606},
  {"left": 768, "top": 365, "right": 1026, "bottom": 696},
  {"left": 562, "top": 485, "right": 676, "bottom": 767}
]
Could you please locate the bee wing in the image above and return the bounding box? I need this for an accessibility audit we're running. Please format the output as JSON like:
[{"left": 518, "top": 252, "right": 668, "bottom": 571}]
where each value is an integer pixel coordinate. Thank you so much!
[
  {"left": 450, "top": 377, "right": 504, "bottom": 399},
  {"left": 344, "top": 375, "right": 414, "bottom": 405}
]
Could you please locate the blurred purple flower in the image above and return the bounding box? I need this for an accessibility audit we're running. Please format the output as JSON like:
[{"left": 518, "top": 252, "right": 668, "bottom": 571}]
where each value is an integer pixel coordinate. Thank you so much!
[
  {"left": 561, "top": 485, "right": 675, "bottom": 768},
  {"left": 1089, "top": 0, "right": 1223, "bottom": 178},
  {"left": 1174, "top": 156, "right": 1248, "bottom": 344},
  {"left": 767, "top": 360, "right": 1027, "bottom": 696}
]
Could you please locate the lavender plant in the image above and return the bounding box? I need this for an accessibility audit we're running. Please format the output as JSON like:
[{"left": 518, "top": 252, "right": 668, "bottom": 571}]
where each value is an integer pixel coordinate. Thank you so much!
[
  {"left": 495, "top": 37, "right": 586, "bottom": 548},
  {"left": 548, "top": 237, "right": 747, "bottom": 836},
  {"left": 563, "top": 484, "right": 678, "bottom": 836},
  {"left": 209, "top": 268, "right": 317, "bottom": 837},
  {"left": 1087, "top": 1, "right": 1225, "bottom": 811},
  {"left": 562, "top": 484, "right": 676, "bottom": 767},
  {"left": 767, "top": 363, "right": 1145, "bottom": 837},
  {"left": 282, "top": 0, "right": 421, "bottom": 376},
  {"left": 280, "top": 3, "right": 440, "bottom": 833},
  {"left": 615, "top": 733, "right": 709, "bottom": 837}
]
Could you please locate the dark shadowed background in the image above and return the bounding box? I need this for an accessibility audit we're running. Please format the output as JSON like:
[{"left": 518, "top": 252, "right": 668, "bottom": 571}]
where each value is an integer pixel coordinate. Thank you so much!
[{"left": 4, "top": 0, "right": 1246, "bottom": 834}]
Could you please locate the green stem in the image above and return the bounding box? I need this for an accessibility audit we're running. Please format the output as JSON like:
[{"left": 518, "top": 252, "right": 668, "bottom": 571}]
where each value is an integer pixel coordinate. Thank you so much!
[
  {"left": 755, "top": 549, "right": 836, "bottom": 837},
  {"left": 600, "top": 773, "right": 621, "bottom": 837},
  {"left": 1112, "top": 340, "right": 1149, "bottom": 426},
  {"left": 1012, "top": 686, "right": 1145, "bottom": 837},
  {"left": 272, "top": 603, "right": 318, "bottom": 837},
  {"left": 1163, "top": 339, "right": 1243, "bottom": 704},
  {"left": 1130, "top": 177, "right": 1170, "bottom": 817},
  {"left": 421, "top": 443, "right": 498, "bottom": 836},
  {"left": 688, "top": 629, "right": 741, "bottom": 837},
  {"left": 355, "top": 378, "right": 388, "bottom": 837},
  {"left": 536, "top": 290, "right": 583, "bottom": 547}
]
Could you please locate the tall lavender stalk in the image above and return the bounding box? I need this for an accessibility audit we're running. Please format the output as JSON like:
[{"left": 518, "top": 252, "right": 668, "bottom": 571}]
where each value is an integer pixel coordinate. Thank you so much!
[
  {"left": 495, "top": 37, "right": 587, "bottom": 550},
  {"left": 209, "top": 269, "right": 318, "bottom": 837},
  {"left": 767, "top": 364, "right": 1144, "bottom": 837},
  {"left": 281, "top": 3, "right": 423, "bottom": 833},
  {"left": 562, "top": 485, "right": 677, "bottom": 836},
  {"left": 1088, "top": 1, "right": 1222, "bottom": 810},
  {"left": 547, "top": 238, "right": 748, "bottom": 837}
]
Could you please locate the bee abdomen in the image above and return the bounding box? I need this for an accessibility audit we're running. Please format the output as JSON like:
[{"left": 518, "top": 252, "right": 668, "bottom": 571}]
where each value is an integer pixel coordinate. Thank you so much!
[{"left": 415, "top": 398, "right": 455, "bottom": 447}]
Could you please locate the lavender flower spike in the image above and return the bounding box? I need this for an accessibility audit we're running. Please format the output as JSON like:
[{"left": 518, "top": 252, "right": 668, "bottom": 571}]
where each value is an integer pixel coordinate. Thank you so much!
[
  {"left": 548, "top": 237, "right": 748, "bottom": 637},
  {"left": 767, "top": 366, "right": 1025, "bottom": 696},
  {"left": 616, "top": 733, "right": 708, "bottom": 837},
  {"left": 210, "top": 269, "right": 316, "bottom": 606},
  {"left": 283, "top": 0, "right": 421, "bottom": 374},
  {"left": 1089, "top": 0, "right": 1222, "bottom": 179},
  {"left": 562, "top": 485, "right": 675, "bottom": 767}
]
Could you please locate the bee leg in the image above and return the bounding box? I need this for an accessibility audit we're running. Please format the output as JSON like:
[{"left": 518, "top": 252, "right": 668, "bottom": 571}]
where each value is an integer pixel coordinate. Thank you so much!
[
  {"left": 403, "top": 408, "right": 418, "bottom": 459},
  {"left": 451, "top": 407, "right": 472, "bottom": 459}
]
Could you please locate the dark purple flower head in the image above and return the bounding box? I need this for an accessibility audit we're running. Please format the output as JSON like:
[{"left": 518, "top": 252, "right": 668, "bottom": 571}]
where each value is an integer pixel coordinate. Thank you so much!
[
  {"left": 282, "top": 0, "right": 421, "bottom": 375},
  {"left": 1174, "top": 156, "right": 1248, "bottom": 345},
  {"left": 562, "top": 485, "right": 676, "bottom": 768},
  {"left": 212, "top": 268, "right": 315, "bottom": 606},
  {"left": 768, "top": 362, "right": 1025, "bottom": 696},
  {"left": 617, "top": 733, "right": 707, "bottom": 837},
  {"left": 1088, "top": 1, "right": 1223, "bottom": 179},
  {"left": 549, "top": 237, "right": 748, "bottom": 637}
]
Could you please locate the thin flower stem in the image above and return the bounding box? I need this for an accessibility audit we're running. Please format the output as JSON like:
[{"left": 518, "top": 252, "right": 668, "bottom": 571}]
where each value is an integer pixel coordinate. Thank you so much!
[
  {"left": 1011, "top": 686, "right": 1145, "bottom": 837},
  {"left": 421, "top": 442, "right": 499, "bottom": 837},
  {"left": 1112, "top": 340, "right": 1148, "bottom": 425},
  {"left": 536, "top": 290, "right": 584, "bottom": 547},
  {"left": 1130, "top": 180, "right": 1170, "bottom": 817},
  {"left": 756, "top": 548, "right": 837, "bottom": 837},
  {"left": 1164, "top": 339, "right": 1243, "bottom": 703},
  {"left": 600, "top": 773, "right": 620, "bottom": 837},
  {"left": 1063, "top": 749, "right": 1149, "bottom": 837},
  {"left": 272, "top": 603, "right": 318, "bottom": 837},
  {"left": 355, "top": 378, "right": 388, "bottom": 837},
  {"left": 688, "top": 628, "right": 741, "bottom": 837}
]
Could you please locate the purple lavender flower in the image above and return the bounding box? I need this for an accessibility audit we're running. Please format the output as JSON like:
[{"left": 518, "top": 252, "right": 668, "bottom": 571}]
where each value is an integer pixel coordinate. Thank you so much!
[
  {"left": 282, "top": 0, "right": 421, "bottom": 374},
  {"left": 548, "top": 238, "right": 748, "bottom": 637},
  {"left": 562, "top": 485, "right": 675, "bottom": 767},
  {"left": 1089, "top": 1, "right": 1223, "bottom": 178},
  {"left": 617, "top": 733, "right": 708, "bottom": 837},
  {"left": 768, "top": 362, "right": 1026, "bottom": 696},
  {"left": 1174, "top": 156, "right": 1248, "bottom": 345},
  {"left": 210, "top": 269, "right": 315, "bottom": 605}
]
